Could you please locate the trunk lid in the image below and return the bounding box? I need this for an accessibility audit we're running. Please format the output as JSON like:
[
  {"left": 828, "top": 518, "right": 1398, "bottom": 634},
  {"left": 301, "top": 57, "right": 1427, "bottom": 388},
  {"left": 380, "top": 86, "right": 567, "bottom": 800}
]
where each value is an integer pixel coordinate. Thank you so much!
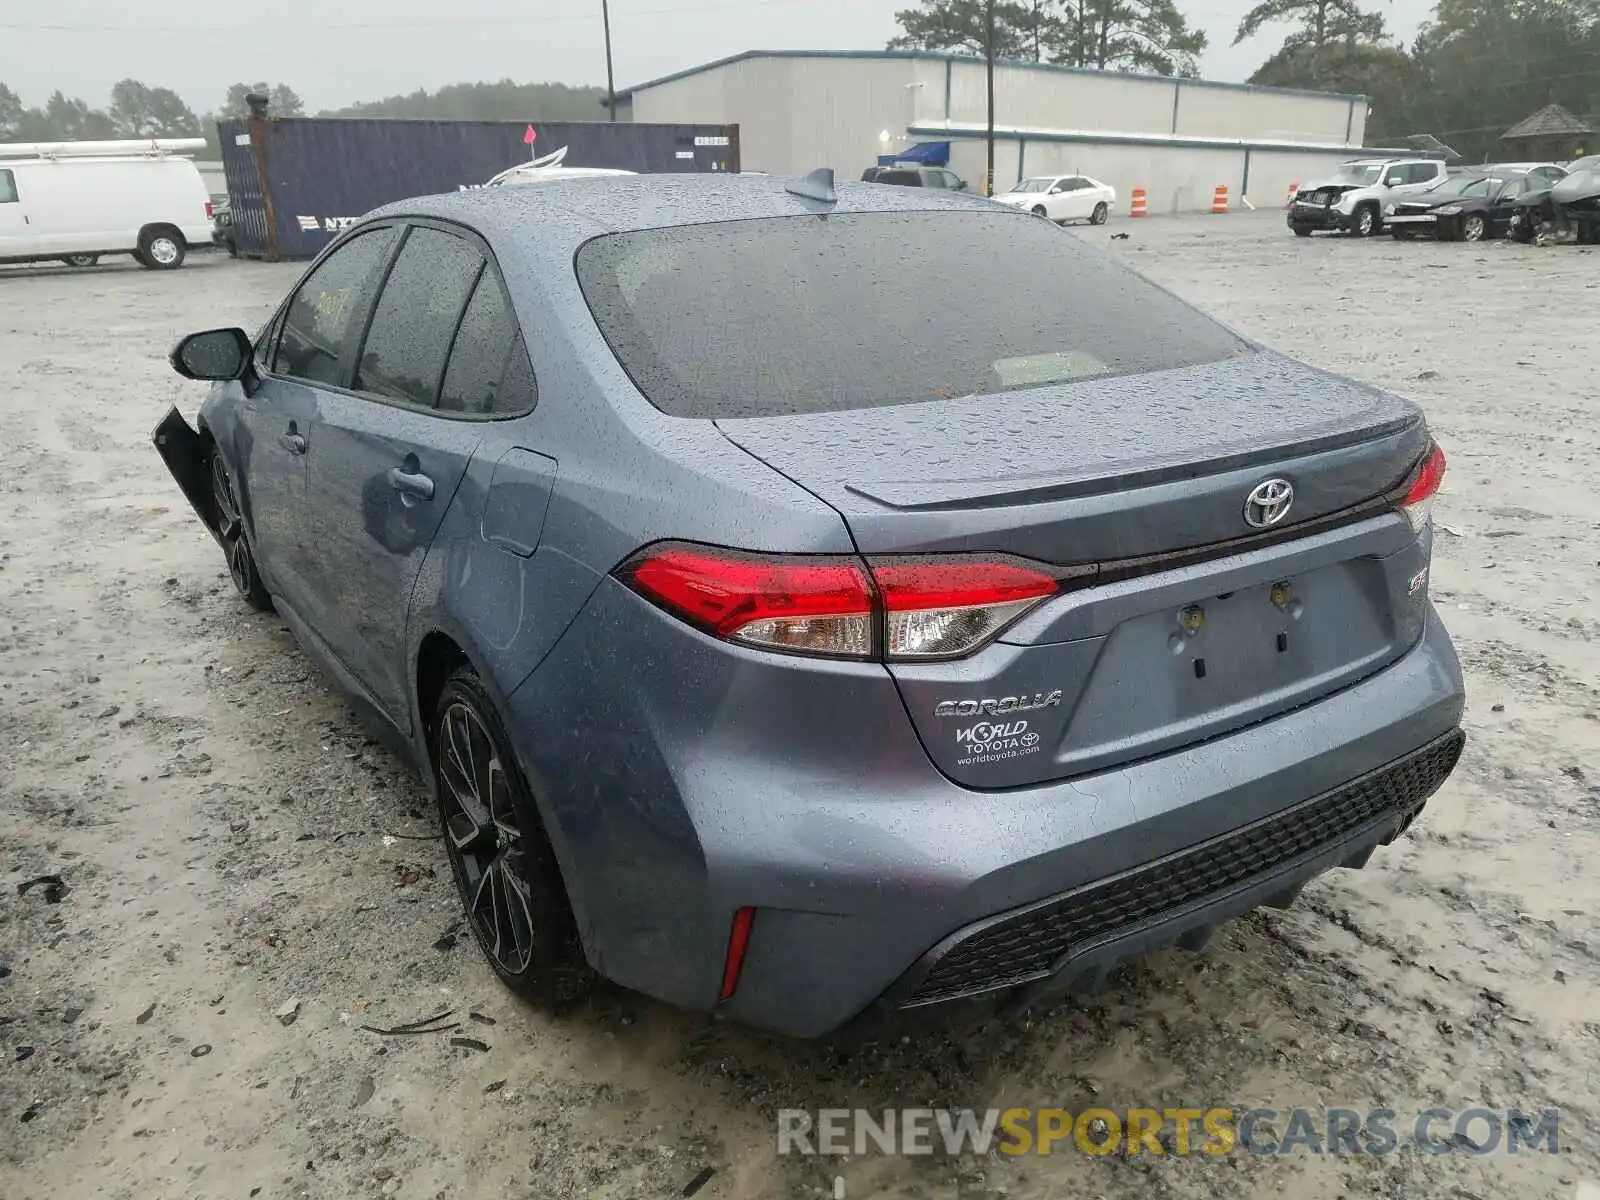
[{"left": 717, "top": 350, "right": 1434, "bottom": 789}]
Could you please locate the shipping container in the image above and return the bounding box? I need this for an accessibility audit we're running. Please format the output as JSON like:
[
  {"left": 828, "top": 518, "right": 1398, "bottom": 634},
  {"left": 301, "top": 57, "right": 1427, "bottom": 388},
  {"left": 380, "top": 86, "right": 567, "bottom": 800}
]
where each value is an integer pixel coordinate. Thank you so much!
[{"left": 217, "top": 117, "right": 741, "bottom": 259}]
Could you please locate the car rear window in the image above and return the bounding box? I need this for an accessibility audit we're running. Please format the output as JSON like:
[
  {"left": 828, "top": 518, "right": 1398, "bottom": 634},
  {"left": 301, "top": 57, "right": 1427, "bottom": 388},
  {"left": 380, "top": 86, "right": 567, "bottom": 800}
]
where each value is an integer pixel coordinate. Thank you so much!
[{"left": 574, "top": 210, "right": 1250, "bottom": 419}]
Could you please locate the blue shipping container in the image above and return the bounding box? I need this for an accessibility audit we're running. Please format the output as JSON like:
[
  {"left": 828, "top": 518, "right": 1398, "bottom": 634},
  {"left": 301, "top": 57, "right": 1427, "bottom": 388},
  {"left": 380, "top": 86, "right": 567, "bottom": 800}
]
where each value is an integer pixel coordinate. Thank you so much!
[{"left": 217, "top": 117, "right": 740, "bottom": 259}]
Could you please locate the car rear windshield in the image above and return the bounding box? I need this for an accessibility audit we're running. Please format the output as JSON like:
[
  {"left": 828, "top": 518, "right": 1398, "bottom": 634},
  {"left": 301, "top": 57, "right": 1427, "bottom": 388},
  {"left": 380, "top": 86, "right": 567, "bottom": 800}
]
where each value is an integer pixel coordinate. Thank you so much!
[{"left": 574, "top": 210, "right": 1250, "bottom": 419}]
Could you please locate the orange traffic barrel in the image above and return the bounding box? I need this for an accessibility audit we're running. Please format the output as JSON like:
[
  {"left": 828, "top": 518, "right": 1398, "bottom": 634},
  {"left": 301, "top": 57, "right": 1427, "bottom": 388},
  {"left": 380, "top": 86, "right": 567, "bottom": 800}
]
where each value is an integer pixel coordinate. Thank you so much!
[
  {"left": 1211, "top": 185, "right": 1229, "bottom": 214},
  {"left": 1130, "top": 187, "right": 1148, "bottom": 218}
]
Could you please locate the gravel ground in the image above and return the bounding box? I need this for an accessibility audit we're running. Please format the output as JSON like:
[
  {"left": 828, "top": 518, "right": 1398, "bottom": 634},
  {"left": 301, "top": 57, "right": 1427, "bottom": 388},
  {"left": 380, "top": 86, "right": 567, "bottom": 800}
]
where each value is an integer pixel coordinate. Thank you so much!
[{"left": 1, "top": 215, "right": 1596, "bottom": 1200}]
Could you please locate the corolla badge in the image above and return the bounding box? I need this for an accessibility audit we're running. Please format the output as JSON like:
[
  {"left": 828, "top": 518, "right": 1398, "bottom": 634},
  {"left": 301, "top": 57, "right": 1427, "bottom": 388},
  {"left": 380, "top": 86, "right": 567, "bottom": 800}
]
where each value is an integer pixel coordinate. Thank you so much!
[
  {"left": 934, "top": 691, "right": 1063, "bottom": 719},
  {"left": 1243, "top": 478, "right": 1295, "bottom": 529}
]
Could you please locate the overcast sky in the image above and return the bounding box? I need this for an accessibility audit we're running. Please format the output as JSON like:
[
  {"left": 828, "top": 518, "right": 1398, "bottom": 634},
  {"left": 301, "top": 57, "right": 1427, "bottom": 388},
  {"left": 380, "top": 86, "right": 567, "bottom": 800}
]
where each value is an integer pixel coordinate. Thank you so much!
[{"left": 3, "top": 0, "right": 1434, "bottom": 114}]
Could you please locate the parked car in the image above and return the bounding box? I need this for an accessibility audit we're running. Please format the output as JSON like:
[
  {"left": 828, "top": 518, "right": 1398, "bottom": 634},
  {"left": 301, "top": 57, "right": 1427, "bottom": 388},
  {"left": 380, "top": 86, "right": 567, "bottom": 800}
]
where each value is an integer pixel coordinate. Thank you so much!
[
  {"left": 154, "top": 172, "right": 1464, "bottom": 1038},
  {"left": 1287, "top": 158, "right": 1448, "bottom": 237},
  {"left": 860, "top": 165, "right": 968, "bottom": 190},
  {"left": 1386, "top": 168, "right": 1557, "bottom": 241},
  {"left": 1511, "top": 160, "right": 1600, "bottom": 243},
  {"left": 0, "top": 143, "right": 212, "bottom": 269},
  {"left": 991, "top": 175, "right": 1116, "bottom": 224}
]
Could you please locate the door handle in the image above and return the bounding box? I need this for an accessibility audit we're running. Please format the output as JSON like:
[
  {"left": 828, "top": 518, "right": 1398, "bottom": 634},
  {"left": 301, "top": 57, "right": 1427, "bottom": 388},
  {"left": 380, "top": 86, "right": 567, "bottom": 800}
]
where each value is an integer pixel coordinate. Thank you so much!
[
  {"left": 279, "top": 431, "right": 306, "bottom": 454},
  {"left": 387, "top": 467, "right": 435, "bottom": 502}
]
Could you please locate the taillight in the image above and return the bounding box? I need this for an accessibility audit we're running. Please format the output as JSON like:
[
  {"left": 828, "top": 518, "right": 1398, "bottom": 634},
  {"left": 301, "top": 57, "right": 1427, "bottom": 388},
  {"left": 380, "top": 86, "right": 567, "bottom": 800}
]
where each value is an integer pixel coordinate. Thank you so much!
[
  {"left": 1399, "top": 443, "right": 1446, "bottom": 531},
  {"left": 620, "top": 543, "right": 1059, "bottom": 661},
  {"left": 623, "top": 545, "right": 875, "bottom": 658},
  {"left": 871, "top": 558, "right": 1057, "bottom": 658},
  {"left": 205, "top": 201, "right": 214, "bottom": 219}
]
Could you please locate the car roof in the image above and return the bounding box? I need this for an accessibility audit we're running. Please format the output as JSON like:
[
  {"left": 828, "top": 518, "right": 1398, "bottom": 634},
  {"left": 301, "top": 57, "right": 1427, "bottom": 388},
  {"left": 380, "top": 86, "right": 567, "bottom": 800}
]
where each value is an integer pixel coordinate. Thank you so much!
[{"left": 369, "top": 172, "right": 1002, "bottom": 249}]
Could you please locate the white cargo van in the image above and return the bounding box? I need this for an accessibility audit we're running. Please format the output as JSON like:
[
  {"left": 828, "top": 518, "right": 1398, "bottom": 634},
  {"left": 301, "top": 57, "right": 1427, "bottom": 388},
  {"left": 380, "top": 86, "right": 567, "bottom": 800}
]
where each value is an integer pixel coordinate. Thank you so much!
[{"left": 0, "top": 139, "right": 214, "bottom": 270}]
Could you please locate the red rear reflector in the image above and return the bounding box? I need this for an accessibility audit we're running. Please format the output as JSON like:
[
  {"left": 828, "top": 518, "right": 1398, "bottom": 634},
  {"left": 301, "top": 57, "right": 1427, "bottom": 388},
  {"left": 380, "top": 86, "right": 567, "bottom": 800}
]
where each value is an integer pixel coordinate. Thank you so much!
[
  {"left": 718, "top": 906, "right": 756, "bottom": 1002},
  {"left": 622, "top": 545, "right": 874, "bottom": 658},
  {"left": 1402, "top": 444, "right": 1447, "bottom": 507},
  {"left": 205, "top": 201, "right": 214, "bottom": 219}
]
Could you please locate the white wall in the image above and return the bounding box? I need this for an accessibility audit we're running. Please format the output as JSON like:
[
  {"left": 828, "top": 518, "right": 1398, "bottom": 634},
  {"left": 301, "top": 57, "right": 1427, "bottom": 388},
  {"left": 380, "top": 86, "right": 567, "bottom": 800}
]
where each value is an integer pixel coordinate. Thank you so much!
[{"left": 625, "top": 53, "right": 1371, "bottom": 203}]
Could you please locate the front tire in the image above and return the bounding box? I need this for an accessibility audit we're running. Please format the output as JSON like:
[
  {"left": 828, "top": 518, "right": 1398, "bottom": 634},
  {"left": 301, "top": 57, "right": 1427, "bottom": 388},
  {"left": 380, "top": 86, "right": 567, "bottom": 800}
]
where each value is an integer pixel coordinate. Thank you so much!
[
  {"left": 432, "top": 668, "right": 593, "bottom": 1009},
  {"left": 1293, "top": 226, "right": 1313, "bottom": 237},
  {"left": 1031, "top": 205, "right": 1049, "bottom": 219},
  {"left": 138, "top": 227, "right": 185, "bottom": 270},
  {"left": 1350, "top": 205, "right": 1378, "bottom": 237},
  {"left": 209, "top": 450, "right": 272, "bottom": 611},
  {"left": 1090, "top": 201, "right": 1109, "bottom": 225},
  {"left": 1461, "top": 213, "right": 1487, "bottom": 242},
  {"left": 61, "top": 253, "right": 99, "bottom": 267}
]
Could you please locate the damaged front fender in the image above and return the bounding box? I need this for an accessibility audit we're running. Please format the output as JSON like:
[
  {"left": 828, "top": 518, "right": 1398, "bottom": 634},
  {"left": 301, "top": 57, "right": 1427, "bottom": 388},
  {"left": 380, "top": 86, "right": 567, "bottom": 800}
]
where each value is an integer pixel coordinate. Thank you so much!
[{"left": 152, "top": 406, "right": 221, "bottom": 545}]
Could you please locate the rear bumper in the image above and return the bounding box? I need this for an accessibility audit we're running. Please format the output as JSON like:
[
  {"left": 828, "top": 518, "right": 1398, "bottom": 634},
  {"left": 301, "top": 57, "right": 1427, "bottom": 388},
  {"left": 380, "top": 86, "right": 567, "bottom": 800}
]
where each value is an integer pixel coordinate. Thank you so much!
[
  {"left": 510, "top": 586, "right": 1465, "bottom": 1038},
  {"left": 861, "top": 727, "right": 1462, "bottom": 1026}
]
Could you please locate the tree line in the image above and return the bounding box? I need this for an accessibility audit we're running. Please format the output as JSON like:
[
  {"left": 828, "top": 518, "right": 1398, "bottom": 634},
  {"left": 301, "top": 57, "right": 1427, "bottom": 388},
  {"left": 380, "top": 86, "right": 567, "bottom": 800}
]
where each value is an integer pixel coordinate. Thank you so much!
[
  {"left": 0, "top": 79, "right": 605, "bottom": 158},
  {"left": 892, "top": 0, "right": 1600, "bottom": 160}
]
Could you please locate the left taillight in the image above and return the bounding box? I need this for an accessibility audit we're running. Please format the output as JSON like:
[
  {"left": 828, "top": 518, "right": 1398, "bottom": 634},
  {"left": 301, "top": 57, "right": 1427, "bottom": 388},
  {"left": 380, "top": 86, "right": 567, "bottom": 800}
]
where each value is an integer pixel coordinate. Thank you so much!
[
  {"left": 1399, "top": 443, "right": 1446, "bottom": 531},
  {"left": 619, "top": 543, "right": 1060, "bottom": 661}
]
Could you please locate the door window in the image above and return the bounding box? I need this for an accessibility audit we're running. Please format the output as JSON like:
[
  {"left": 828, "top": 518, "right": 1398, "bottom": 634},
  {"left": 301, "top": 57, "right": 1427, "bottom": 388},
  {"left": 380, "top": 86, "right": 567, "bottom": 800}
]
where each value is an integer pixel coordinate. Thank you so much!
[
  {"left": 354, "top": 226, "right": 484, "bottom": 408},
  {"left": 438, "top": 273, "right": 537, "bottom": 417},
  {"left": 274, "top": 227, "right": 397, "bottom": 385},
  {"left": 0, "top": 170, "right": 17, "bottom": 204}
]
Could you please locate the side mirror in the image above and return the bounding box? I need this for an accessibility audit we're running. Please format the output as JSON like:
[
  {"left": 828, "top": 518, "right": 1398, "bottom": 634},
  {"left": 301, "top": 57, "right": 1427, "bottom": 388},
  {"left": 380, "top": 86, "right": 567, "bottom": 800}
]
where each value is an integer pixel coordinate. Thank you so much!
[{"left": 170, "top": 327, "right": 252, "bottom": 381}]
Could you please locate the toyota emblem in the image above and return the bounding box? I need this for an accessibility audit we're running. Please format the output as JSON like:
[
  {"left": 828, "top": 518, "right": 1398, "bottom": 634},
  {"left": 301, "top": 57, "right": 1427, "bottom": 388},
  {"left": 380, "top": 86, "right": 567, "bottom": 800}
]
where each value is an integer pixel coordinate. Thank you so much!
[{"left": 1243, "top": 478, "right": 1295, "bottom": 529}]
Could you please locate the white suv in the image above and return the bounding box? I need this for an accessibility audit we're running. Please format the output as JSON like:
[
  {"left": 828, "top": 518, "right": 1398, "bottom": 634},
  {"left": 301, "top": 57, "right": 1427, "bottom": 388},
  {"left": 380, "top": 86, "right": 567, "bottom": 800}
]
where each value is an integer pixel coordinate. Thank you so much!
[{"left": 1288, "top": 158, "right": 1449, "bottom": 238}]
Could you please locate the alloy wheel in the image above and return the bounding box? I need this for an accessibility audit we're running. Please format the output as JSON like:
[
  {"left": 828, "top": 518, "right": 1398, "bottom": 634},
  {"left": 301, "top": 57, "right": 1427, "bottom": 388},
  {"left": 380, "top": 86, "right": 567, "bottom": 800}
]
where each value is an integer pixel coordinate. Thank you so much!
[
  {"left": 1462, "top": 215, "right": 1486, "bottom": 242},
  {"left": 437, "top": 700, "right": 536, "bottom": 976}
]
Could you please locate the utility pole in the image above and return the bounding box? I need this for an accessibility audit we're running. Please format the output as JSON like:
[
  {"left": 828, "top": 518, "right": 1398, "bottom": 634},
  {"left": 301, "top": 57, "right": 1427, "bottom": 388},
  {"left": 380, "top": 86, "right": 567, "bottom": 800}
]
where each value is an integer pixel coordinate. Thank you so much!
[
  {"left": 984, "top": 0, "right": 996, "bottom": 196},
  {"left": 602, "top": 0, "right": 617, "bottom": 122}
]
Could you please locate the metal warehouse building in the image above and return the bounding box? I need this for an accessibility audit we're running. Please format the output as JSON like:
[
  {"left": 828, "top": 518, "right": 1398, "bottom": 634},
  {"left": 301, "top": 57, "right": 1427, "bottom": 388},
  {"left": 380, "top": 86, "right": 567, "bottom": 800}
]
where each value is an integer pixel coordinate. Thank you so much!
[{"left": 614, "top": 49, "right": 1389, "bottom": 214}]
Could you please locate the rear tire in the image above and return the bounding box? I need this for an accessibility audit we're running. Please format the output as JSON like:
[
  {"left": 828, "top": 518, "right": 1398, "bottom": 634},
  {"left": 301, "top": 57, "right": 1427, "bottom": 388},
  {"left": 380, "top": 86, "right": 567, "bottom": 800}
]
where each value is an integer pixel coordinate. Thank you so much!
[
  {"left": 432, "top": 667, "right": 593, "bottom": 1010},
  {"left": 137, "top": 227, "right": 185, "bottom": 270},
  {"left": 61, "top": 253, "right": 99, "bottom": 267}
]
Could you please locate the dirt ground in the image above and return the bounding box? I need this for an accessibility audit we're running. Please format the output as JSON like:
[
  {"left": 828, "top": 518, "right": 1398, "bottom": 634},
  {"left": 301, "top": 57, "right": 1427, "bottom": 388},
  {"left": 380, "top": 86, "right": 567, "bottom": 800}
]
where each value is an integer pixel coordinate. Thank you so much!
[{"left": 2, "top": 215, "right": 1596, "bottom": 1200}]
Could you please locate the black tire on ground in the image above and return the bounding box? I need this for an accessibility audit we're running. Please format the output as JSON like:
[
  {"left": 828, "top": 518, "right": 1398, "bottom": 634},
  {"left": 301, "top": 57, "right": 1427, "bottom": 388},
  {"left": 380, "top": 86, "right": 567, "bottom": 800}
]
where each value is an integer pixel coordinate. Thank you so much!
[
  {"left": 1090, "top": 201, "right": 1109, "bottom": 225},
  {"left": 1391, "top": 229, "right": 1413, "bottom": 240},
  {"left": 1293, "top": 226, "right": 1313, "bottom": 237},
  {"left": 1351, "top": 205, "right": 1378, "bottom": 237},
  {"left": 432, "top": 666, "right": 594, "bottom": 1010},
  {"left": 1031, "top": 205, "right": 1049, "bottom": 218},
  {"left": 1461, "top": 213, "right": 1487, "bottom": 242},
  {"left": 209, "top": 449, "right": 273, "bottom": 612},
  {"left": 61, "top": 253, "right": 99, "bottom": 267},
  {"left": 137, "top": 226, "right": 186, "bottom": 270}
]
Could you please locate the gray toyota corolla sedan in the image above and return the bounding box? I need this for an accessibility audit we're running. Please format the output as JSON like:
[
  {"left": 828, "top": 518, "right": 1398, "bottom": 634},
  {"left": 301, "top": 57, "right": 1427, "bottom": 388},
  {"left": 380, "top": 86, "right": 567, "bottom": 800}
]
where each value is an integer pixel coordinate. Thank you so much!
[{"left": 153, "top": 171, "right": 1464, "bottom": 1038}]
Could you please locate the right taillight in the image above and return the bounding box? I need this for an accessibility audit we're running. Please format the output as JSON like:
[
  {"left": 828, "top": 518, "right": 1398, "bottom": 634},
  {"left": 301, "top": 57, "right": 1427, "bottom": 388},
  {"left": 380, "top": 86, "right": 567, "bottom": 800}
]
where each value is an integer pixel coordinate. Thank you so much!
[
  {"left": 1399, "top": 443, "right": 1446, "bottom": 531},
  {"left": 619, "top": 543, "right": 1060, "bottom": 661}
]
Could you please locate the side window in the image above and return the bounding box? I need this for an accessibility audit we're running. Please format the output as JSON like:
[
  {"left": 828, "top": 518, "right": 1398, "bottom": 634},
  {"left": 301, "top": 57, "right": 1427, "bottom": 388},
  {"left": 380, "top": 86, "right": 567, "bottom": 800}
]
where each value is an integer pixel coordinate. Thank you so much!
[
  {"left": 439, "top": 272, "right": 536, "bottom": 416},
  {"left": 354, "top": 226, "right": 484, "bottom": 408},
  {"left": 1414, "top": 163, "right": 1442, "bottom": 184},
  {"left": 0, "top": 169, "right": 17, "bottom": 204},
  {"left": 274, "top": 227, "right": 397, "bottom": 385}
]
